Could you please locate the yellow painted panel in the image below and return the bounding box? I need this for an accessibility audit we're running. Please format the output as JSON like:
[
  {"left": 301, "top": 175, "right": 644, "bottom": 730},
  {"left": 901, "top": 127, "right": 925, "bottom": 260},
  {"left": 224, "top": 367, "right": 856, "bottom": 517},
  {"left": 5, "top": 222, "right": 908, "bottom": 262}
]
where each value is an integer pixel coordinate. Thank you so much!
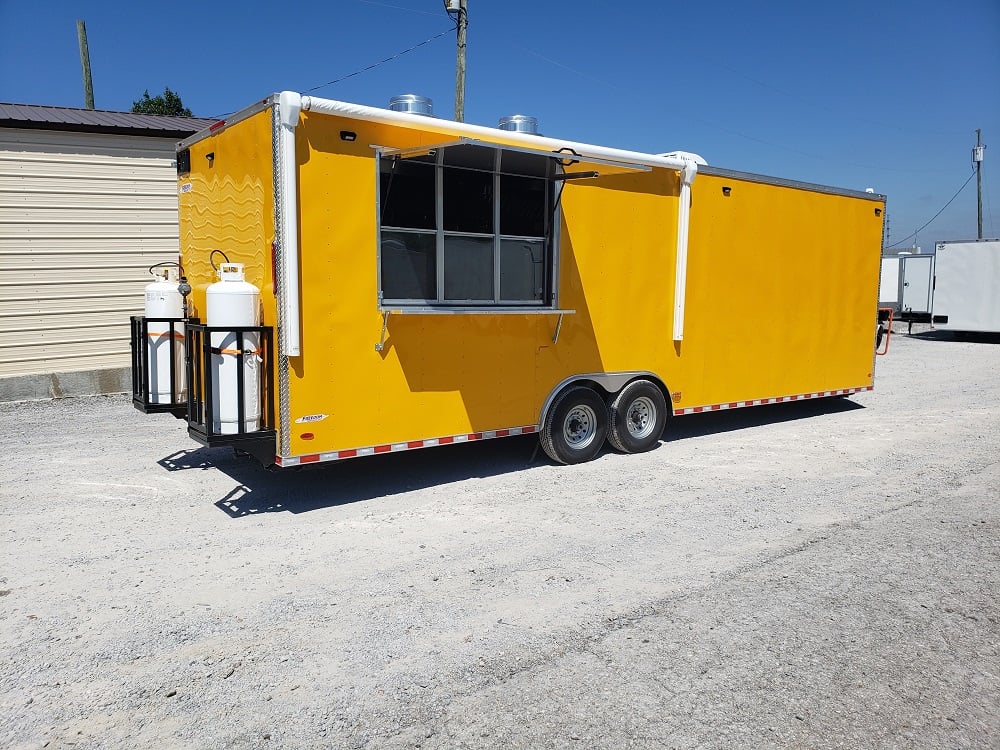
[
  {"left": 535, "top": 169, "right": 681, "bottom": 397},
  {"left": 289, "top": 114, "right": 549, "bottom": 454},
  {"left": 680, "top": 174, "right": 883, "bottom": 405},
  {"left": 177, "top": 109, "right": 276, "bottom": 342}
]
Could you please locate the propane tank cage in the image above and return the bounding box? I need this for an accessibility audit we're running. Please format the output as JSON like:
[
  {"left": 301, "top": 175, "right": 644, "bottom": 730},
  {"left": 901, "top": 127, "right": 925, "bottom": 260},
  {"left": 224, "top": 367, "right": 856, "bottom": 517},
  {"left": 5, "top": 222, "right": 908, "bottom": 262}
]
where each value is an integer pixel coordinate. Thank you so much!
[
  {"left": 130, "top": 315, "right": 188, "bottom": 416},
  {"left": 129, "top": 316, "right": 277, "bottom": 465},
  {"left": 185, "top": 322, "right": 277, "bottom": 465}
]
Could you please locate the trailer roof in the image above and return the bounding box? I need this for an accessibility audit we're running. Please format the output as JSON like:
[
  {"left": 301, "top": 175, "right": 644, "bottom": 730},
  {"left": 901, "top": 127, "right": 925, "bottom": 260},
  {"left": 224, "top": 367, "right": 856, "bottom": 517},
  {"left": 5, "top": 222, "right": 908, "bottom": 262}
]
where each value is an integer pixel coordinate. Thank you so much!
[
  {"left": 0, "top": 102, "right": 215, "bottom": 138},
  {"left": 699, "top": 165, "right": 886, "bottom": 201}
]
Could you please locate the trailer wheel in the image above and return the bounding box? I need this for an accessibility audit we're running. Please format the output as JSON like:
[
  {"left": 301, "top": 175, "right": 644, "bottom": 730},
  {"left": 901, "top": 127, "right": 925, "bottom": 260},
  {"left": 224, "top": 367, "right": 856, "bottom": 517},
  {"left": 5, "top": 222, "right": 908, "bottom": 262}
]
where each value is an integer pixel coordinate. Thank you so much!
[
  {"left": 540, "top": 386, "right": 609, "bottom": 465},
  {"left": 607, "top": 379, "right": 668, "bottom": 454}
]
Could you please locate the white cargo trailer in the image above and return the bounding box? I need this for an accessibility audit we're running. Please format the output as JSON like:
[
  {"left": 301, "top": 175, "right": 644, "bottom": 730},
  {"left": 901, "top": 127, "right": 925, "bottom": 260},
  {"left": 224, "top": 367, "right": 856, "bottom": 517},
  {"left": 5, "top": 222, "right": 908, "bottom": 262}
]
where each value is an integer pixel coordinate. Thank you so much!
[
  {"left": 932, "top": 239, "right": 1000, "bottom": 333},
  {"left": 879, "top": 251, "right": 934, "bottom": 330},
  {"left": 879, "top": 256, "right": 900, "bottom": 309},
  {"left": 898, "top": 252, "right": 934, "bottom": 317}
]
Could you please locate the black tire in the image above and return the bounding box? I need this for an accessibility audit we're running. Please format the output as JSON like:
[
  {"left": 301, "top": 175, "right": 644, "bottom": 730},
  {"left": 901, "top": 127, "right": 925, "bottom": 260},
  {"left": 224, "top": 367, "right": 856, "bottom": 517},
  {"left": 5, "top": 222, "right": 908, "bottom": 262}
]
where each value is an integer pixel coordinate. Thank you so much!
[
  {"left": 607, "top": 379, "right": 668, "bottom": 454},
  {"left": 540, "top": 386, "right": 609, "bottom": 465}
]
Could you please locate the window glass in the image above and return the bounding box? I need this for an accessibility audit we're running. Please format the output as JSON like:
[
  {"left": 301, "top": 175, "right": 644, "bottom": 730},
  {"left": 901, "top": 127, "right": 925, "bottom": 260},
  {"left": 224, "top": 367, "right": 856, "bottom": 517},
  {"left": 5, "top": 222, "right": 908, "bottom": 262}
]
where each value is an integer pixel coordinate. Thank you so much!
[
  {"left": 500, "top": 175, "right": 547, "bottom": 237},
  {"left": 380, "top": 158, "right": 435, "bottom": 229},
  {"left": 444, "top": 236, "right": 494, "bottom": 301},
  {"left": 381, "top": 231, "right": 436, "bottom": 301},
  {"left": 500, "top": 240, "right": 546, "bottom": 302},
  {"left": 443, "top": 167, "right": 493, "bottom": 233}
]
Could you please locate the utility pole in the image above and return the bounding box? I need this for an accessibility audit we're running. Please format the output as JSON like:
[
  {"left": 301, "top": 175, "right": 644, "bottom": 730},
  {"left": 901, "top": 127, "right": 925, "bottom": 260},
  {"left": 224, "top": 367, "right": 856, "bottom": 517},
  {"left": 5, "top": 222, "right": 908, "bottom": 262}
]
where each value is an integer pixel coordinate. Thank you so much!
[
  {"left": 446, "top": 0, "right": 468, "bottom": 122},
  {"left": 973, "top": 129, "right": 985, "bottom": 239},
  {"left": 76, "top": 20, "right": 95, "bottom": 110}
]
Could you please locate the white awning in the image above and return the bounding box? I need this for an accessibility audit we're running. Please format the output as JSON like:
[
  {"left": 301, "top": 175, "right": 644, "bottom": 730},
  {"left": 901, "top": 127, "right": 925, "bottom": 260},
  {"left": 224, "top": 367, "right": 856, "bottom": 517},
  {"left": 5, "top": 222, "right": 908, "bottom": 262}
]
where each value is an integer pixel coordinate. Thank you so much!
[{"left": 374, "top": 136, "right": 652, "bottom": 174}]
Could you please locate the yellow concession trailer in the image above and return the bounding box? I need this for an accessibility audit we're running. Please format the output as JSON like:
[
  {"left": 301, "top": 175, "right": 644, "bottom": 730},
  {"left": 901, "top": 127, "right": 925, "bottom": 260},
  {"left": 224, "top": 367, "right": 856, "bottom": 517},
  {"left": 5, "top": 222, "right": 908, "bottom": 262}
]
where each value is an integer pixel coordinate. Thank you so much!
[{"left": 129, "top": 92, "right": 886, "bottom": 467}]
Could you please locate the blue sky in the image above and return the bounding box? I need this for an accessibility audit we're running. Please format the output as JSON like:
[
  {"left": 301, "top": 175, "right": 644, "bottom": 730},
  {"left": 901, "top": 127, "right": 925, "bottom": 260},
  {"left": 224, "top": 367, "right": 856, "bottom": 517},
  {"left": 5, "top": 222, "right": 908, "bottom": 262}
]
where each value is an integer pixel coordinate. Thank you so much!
[{"left": 2, "top": 0, "right": 998, "bottom": 250}]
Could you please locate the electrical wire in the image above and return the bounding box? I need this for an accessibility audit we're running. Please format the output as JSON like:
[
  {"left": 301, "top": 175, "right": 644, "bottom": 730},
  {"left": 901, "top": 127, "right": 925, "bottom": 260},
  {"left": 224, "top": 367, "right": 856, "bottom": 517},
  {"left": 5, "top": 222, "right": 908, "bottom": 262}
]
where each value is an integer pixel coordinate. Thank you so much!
[
  {"left": 886, "top": 170, "right": 977, "bottom": 249},
  {"left": 208, "top": 7, "right": 458, "bottom": 125},
  {"left": 208, "top": 23, "right": 456, "bottom": 119},
  {"left": 358, "top": 0, "right": 443, "bottom": 17},
  {"left": 304, "top": 25, "right": 455, "bottom": 94}
]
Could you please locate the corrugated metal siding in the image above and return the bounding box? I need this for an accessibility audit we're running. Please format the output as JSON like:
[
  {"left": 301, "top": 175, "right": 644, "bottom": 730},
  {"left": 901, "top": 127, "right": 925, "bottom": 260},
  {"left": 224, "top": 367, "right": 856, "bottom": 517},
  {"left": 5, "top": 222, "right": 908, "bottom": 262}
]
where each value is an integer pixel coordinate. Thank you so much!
[
  {"left": 0, "top": 102, "right": 215, "bottom": 136},
  {"left": 0, "top": 128, "right": 182, "bottom": 377}
]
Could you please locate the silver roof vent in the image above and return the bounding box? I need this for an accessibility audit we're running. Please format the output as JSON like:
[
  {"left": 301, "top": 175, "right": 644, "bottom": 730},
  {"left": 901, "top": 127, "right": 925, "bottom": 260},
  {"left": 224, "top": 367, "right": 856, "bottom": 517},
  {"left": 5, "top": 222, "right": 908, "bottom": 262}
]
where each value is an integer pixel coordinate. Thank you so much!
[
  {"left": 389, "top": 94, "right": 434, "bottom": 116},
  {"left": 498, "top": 114, "right": 539, "bottom": 135}
]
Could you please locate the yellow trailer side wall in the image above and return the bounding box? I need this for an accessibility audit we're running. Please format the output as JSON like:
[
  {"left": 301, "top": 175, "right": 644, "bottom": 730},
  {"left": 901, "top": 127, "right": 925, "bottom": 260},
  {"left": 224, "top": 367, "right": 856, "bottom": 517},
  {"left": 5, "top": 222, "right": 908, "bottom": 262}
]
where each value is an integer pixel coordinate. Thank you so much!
[
  {"left": 286, "top": 113, "right": 883, "bottom": 455},
  {"left": 179, "top": 106, "right": 884, "bottom": 457},
  {"left": 678, "top": 173, "right": 884, "bottom": 405}
]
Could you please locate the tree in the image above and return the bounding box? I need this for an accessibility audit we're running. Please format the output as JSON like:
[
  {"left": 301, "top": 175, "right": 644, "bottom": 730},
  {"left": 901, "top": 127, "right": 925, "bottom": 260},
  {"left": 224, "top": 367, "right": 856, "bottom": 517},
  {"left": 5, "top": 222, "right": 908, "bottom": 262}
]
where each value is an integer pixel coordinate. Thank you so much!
[{"left": 131, "top": 87, "right": 193, "bottom": 117}]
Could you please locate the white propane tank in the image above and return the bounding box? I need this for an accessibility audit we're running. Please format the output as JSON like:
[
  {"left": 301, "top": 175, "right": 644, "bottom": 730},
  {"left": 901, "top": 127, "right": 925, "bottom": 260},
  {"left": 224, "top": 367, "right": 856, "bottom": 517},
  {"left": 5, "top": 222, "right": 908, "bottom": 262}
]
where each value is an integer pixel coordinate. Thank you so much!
[
  {"left": 206, "top": 263, "right": 261, "bottom": 434},
  {"left": 144, "top": 266, "right": 185, "bottom": 403}
]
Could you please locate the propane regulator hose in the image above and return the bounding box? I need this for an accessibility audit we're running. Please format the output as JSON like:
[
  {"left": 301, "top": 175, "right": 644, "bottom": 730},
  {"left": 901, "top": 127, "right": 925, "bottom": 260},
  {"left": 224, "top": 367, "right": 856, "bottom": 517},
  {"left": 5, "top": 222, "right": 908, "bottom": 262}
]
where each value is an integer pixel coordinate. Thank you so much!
[
  {"left": 147, "top": 260, "right": 180, "bottom": 277},
  {"left": 209, "top": 249, "right": 232, "bottom": 271}
]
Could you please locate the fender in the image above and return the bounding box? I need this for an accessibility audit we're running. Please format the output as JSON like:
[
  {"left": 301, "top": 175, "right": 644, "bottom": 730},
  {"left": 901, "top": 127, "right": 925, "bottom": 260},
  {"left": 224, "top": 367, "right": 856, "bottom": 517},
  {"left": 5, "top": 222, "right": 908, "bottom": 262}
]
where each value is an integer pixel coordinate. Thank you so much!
[{"left": 537, "top": 371, "right": 674, "bottom": 427}]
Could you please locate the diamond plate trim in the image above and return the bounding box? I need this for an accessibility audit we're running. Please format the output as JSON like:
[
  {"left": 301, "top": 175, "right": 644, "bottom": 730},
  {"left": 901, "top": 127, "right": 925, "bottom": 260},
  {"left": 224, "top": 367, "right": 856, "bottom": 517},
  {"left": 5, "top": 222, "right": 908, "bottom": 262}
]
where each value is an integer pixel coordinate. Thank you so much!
[{"left": 271, "top": 104, "right": 291, "bottom": 455}]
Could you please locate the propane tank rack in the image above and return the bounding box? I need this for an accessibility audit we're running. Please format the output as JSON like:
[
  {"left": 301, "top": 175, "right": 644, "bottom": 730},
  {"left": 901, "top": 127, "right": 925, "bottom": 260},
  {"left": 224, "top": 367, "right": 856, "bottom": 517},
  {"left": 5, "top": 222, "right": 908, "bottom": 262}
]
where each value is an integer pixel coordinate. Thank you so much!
[
  {"left": 185, "top": 322, "right": 277, "bottom": 466},
  {"left": 130, "top": 315, "right": 190, "bottom": 417}
]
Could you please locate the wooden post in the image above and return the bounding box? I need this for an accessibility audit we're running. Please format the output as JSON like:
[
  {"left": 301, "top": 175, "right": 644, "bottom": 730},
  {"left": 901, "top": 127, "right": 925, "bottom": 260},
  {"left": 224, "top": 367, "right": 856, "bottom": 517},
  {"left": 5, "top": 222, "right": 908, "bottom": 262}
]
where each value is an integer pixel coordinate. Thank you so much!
[
  {"left": 454, "top": 0, "right": 467, "bottom": 122},
  {"left": 77, "top": 20, "right": 95, "bottom": 110}
]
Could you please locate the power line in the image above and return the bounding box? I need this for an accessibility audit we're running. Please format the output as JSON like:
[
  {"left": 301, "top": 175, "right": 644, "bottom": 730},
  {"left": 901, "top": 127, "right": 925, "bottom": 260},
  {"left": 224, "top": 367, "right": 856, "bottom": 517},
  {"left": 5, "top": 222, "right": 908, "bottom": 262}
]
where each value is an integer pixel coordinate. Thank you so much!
[
  {"left": 887, "top": 170, "right": 976, "bottom": 248},
  {"left": 304, "top": 25, "right": 455, "bottom": 94},
  {"left": 357, "top": 0, "right": 443, "bottom": 17},
  {"left": 208, "top": 22, "right": 456, "bottom": 120}
]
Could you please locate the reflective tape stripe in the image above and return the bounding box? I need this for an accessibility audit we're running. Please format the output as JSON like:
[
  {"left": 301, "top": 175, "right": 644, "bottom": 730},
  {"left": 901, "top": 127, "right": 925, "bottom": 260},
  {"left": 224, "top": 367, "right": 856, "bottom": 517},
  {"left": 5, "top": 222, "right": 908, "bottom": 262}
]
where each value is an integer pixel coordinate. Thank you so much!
[
  {"left": 675, "top": 386, "right": 873, "bottom": 416},
  {"left": 275, "top": 424, "right": 539, "bottom": 467}
]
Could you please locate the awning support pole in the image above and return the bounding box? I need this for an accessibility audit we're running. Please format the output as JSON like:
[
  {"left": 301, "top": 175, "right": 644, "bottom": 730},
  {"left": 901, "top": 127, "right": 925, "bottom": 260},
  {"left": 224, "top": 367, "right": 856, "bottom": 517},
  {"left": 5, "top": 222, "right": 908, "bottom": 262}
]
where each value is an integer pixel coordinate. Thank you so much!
[{"left": 672, "top": 161, "right": 698, "bottom": 341}]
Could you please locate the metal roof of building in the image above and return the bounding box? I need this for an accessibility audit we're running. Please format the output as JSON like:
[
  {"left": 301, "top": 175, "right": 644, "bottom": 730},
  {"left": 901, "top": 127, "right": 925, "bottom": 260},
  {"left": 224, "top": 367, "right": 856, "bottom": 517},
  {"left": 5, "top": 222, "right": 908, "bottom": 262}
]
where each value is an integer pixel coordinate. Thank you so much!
[{"left": 0, "top": 102, "right": 216, "bottom": 138}]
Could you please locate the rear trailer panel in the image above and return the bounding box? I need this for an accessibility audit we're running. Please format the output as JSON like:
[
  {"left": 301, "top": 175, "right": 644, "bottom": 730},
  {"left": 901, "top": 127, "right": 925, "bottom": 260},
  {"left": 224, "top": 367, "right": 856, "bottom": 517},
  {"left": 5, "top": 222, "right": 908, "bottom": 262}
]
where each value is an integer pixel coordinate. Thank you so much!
[{"left": 933, "top": 239, "right": 1000, "bottom": 332}]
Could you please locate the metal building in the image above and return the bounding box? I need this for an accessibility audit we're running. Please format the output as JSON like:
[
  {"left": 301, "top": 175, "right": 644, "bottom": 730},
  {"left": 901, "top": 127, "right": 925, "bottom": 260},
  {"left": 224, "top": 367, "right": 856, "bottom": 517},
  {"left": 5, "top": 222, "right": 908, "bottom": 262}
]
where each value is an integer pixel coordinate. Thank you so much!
[{"left": 0, "top": 103, "right": 212, "bottom": 400}]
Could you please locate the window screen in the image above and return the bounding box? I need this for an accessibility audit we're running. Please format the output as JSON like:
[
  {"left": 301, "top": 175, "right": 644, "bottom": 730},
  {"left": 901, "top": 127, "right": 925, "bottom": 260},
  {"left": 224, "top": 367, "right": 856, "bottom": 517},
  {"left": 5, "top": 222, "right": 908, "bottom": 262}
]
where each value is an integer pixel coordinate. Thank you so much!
[
  {"left": 500, "top": 239, "right": 546, "bottom": 302},
  {"left": 444, "top": 236, "right": 494, "bottom": 301},
  {"left": 381, "top": 231, "right": 436, "bottom": 301}
]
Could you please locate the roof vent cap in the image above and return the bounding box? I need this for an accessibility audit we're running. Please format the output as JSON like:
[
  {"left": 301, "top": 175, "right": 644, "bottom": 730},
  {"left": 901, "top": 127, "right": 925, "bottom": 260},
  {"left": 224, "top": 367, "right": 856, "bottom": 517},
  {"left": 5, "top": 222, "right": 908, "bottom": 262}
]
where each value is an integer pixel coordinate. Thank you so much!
[
  {"left": 498, "top": 114, "right": 539, "bottom": 135},
  {"left": 389, "top": 94, "right": 434, "bottom": 116}
]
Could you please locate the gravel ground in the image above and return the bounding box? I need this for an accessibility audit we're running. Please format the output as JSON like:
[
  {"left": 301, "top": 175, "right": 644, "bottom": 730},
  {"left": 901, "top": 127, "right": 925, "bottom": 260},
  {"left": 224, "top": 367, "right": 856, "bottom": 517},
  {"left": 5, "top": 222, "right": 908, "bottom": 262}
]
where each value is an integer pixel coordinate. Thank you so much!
[{"left": 1, "top": 327, "right": 998, "bottom": 749}]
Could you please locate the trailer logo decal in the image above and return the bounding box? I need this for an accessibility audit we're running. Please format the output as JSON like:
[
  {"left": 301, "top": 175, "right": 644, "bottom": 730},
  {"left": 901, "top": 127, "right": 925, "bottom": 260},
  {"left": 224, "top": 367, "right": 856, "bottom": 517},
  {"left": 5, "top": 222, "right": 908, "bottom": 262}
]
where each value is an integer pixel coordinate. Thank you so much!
[
  {"left": 179, "top": 183, "right": 193, "bottom": 194},
  {"left": 295, "top": 414, "right": 329, "bottom": 424}
]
